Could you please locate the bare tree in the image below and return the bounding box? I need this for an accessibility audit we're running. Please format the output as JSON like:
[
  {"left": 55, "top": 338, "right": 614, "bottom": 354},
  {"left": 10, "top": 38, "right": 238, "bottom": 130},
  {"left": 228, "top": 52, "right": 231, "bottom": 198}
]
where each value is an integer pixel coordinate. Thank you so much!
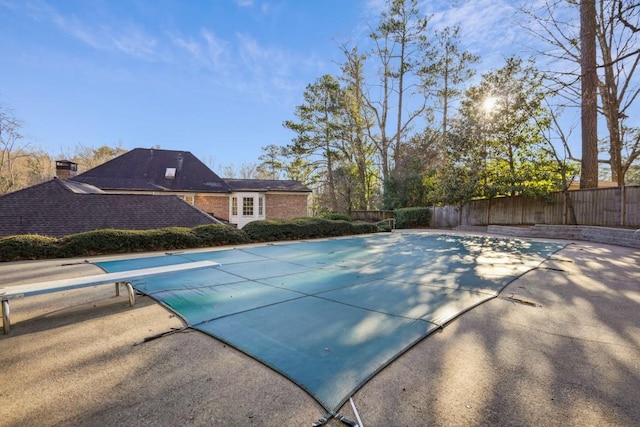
[
  {"left": 69, "top": 143, "right": 127, "bottom": 173},
  {"left": 617, "top": 0, "right": 639, "bottom": 33},
  {"left": 220, "top": 163, "right": 236, "bottom": 179},
  {"left": 239, "top": 162, "right": 260, "bottom": 179},
  {"left": 524, "top": 0, "right": 640, "bottom": 187},
  {"left": 595, "top": 0, "right": 640, "bottom": 185},
  {"left": 535, "top": 102, "right": 581, "bottom": 224},
  {"left": 0, "top": 105, "right": 30, "bottom": 194}
]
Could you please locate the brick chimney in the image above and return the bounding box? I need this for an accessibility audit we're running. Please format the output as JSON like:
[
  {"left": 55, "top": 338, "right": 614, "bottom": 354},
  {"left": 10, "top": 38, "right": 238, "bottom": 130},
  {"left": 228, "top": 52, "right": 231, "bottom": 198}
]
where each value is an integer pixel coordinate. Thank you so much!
[{"left": 55, "top": 160, "right": 78, "bottom": 180}]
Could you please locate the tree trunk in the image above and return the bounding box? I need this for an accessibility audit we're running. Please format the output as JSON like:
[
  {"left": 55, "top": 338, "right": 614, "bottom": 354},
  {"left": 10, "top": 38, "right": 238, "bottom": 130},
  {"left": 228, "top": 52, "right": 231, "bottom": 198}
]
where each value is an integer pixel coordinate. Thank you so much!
[{"left": 580, "top": 0, "right": 599, "bottom": 189}]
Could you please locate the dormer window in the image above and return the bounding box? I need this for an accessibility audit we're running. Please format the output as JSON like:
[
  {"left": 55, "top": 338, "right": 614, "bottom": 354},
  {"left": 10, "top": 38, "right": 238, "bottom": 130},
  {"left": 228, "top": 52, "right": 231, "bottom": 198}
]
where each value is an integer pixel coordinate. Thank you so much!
[{"left": 165, "top": 168, "right": 176, "bottom": 180}]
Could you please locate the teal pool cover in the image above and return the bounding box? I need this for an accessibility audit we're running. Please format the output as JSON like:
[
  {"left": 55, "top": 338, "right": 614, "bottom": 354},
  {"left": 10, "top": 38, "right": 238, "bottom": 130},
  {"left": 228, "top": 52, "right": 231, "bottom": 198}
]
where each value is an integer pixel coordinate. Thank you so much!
[{"left": 96, "top": 233, "right": 564, "bottom": 415}]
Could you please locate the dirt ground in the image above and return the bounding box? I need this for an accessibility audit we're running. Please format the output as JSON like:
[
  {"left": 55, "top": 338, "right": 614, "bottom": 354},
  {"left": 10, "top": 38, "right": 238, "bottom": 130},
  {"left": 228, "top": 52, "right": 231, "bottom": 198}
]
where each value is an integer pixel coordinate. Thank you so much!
[{"left": 1, "top": 232, "right": 639, "bottom": 426}]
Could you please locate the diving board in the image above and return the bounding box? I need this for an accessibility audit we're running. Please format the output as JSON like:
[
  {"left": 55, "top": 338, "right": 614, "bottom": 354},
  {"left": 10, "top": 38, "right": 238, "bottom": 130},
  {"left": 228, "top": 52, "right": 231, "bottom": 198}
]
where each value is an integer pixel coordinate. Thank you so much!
[{"left": 1, "top": 260, "right": 219, "bottom": 334}]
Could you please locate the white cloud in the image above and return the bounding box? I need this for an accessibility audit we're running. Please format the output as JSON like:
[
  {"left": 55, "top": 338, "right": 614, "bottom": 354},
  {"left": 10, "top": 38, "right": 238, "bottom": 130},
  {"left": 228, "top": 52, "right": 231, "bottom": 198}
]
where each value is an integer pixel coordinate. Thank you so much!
[
  {"left": 201, "top": 29, "right": 231, "bottom": 70},
  {"left": 171, "top": 35, "right": 202, "bottom": 59},
  {"left": 23, "top": 1, "right": 160, "bottom": 61},
  {"left": 168, "top": 28, "right": 305, "bottom": 103},
  {"left": 430, "top": 0, "right": 519, "bottom": 50},
  {"left": 235, "top": 33, "right": 301, "bottom": 101},
  {"left": 363, "top": 0, "right": 387, "bottom": 17},
  {"left": 360, "top": 0, "right": 536, "bottom": 71},
  {"left": 108, "top": 25, "right": 158, "bottom": 59}
]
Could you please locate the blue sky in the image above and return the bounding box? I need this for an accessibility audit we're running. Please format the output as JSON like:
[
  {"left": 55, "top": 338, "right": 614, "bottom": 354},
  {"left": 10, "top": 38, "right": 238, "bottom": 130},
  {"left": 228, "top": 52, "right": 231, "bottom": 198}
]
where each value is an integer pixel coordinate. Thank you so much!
[{"left": 2, "top": 0, "right": 548, "bottom": 171}]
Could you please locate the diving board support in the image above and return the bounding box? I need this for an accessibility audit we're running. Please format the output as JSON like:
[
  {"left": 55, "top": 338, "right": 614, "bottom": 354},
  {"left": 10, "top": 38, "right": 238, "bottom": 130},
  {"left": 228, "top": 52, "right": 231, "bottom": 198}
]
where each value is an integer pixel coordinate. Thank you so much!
[
  {"left": 1, "top": 260, "right": 219, "bottom": 334},
  {"left": 115, "top": 281, "right": 136, "bottom": 307}
]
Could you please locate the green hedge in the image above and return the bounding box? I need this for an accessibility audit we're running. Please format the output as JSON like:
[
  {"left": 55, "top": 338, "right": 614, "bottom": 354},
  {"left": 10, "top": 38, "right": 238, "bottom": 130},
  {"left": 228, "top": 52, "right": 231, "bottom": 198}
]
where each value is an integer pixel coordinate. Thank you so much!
[
  {"left": 320, "top": 212, "right": 352, "bottom": 222},
  {"left": 0, "top": 220, "right": 379, "bottom": 262},
  {"left": 394, "top": 207, "right": 431, "bottom": 229},
  {"left": 242, "top": 217, "right": 377, "bottom": 242},
  {"left": 0, "top": 224, "right": 249, "bottom": 261},
  {"left": 0, "top": 235, "right": 59, "bottom": 261},
  {"left": 191, "top": 224, "right": 250, "bottom": 246},
  {"left": 58, "top": 227, "right": 205, "bottom": 257}
]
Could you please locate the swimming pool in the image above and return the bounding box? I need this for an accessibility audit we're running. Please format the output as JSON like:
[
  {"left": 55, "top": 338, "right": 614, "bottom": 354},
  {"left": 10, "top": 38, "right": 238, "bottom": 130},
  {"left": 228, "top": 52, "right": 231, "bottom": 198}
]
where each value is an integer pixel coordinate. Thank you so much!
[{"left": 96, "top": 232, "right": 565, "bottom": 414}]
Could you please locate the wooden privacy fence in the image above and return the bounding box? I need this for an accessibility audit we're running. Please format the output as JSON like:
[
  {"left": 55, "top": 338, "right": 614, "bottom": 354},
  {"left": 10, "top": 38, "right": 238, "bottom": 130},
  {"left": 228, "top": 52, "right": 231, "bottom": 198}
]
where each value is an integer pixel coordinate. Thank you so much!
[
  {"left": 432, "top": 186, "right": 640, "bottom": 228},
  {"left": 350, "top": 187, "right": 640, "bottom": 228},
  {"left": 351, "top": 210, "right": 394, "bottom": 222}
]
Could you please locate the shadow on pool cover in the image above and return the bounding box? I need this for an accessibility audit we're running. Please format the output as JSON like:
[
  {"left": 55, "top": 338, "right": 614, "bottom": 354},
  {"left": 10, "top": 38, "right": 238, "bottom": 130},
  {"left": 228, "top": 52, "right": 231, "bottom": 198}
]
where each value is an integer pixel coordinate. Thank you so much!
[{"left": 96, "top": 233, "right": 565, "bottom": 415}]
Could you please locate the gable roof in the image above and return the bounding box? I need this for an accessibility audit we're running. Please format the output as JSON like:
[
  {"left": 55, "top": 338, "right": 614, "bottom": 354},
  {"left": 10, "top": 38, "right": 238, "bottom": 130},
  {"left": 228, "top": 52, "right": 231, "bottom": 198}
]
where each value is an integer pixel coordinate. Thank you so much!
[
  {"left": 225, "top": 179, "right": 311, "bottom": 193},
  {"left": 0, "top": 178, "right": 219, "bottom": 238},
  {"left": 71, "top": 148, "right": 231, "bottom": 193}
]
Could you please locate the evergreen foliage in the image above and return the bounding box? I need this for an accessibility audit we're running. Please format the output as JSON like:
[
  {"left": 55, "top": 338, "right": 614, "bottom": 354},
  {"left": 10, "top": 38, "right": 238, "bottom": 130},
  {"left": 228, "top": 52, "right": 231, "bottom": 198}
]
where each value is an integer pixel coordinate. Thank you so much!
[
  {"left": 242, "top": 217, "right": 376, "bottom": 242},
  {"left": 0, "top": 221, "right": 378, "bottom": 261},
  {"left": 321, "top": 212, "right": 352, "bottom": 222},
  {"left": 0, "top": 234, "right": 58, "bottom": 261},
  {"left": 394, "top": 207, "right": 431, "bottom": 229}
]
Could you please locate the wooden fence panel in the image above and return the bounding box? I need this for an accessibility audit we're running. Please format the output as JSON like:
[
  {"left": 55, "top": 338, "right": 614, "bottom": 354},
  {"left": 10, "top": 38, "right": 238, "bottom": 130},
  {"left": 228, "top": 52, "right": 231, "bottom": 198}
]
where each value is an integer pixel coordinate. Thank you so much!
[
  {"left": 522, "top": 197, "right": 553, "bottom": 224},
  {"left": 464, "top": 200, "right": 489, "bottom": 225},
  {"left": 351, "top": 210, "right": 394, "bottom": 222},
  {"left": 431, "top": 205, "right": 459, "bottom": 227},
  {"left": 489, "top": 196, "right": 523, "bottom": 224},
  {"left": 571, "top": 187, "right": 620, "bottom": 226},
  {"left": 545, "top": 193, "right": 565, "bottom": 224},
  {"left": 353, "top": 186, "right": 640, "bottom": 228},
  {"left": 626, "top": 187, "right": 640, "bottom": 226}
]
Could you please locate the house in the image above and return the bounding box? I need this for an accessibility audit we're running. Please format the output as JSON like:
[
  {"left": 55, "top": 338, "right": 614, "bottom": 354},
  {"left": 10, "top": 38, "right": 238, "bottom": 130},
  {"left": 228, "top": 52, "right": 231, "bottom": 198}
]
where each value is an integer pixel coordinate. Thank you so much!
[
  {"left": 225, "top": 178, "right": 311, "bottom": 229},
  {"left": 69, "top": 148, "right": 311, "bottom": 228},
  {"left": 0, "top": 178, "right": 219, "bottom": 238}
]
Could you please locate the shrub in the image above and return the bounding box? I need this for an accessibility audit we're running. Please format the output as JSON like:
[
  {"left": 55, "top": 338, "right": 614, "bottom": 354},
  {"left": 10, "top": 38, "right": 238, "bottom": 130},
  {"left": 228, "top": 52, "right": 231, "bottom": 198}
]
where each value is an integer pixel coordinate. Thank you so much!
[
  {"left": 192, "top": 224, "right": 249, "bottom": 246},
  {"left": 241, "top": 219, "right": 289, "bottom": 242},
  {"left": 143, "top": 227, "right": 201, "bottom": 250},
  {"left": 394, "top": 207, "right": 431, "bottom": 229},
  {"left": 321, "top": 212, "right": 352, "bottom": 222},
  {"left": 59, "top": 229, "right": 147, "bottom": 257},
  {"left": 242, "top": 217, "right": 378, "bottom": 242},
  {"left": 352, "top": 221, "right": 380, "bottom": 234},
  {"left": 58, "top": 227, "right": 208, "bottom": 257},
  {"left": 0, "top": 220, "right": 376, "bottom": 261},
  {"left": 0, "top": 234, "right": 59, "bottom": 262}
]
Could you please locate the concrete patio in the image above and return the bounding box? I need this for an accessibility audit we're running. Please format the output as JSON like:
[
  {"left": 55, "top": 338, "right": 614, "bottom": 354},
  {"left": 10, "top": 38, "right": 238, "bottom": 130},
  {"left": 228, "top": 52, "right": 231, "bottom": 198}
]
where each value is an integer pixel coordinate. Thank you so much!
[{"left": 1, "top": 231, "right": 638, "bottom": 426}]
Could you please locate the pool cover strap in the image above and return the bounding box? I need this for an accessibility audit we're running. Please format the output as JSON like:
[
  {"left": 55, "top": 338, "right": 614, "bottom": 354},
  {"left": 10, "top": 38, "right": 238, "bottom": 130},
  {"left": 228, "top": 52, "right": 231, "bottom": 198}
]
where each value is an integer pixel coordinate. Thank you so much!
[{"left": 312, "top": 412, "right": 358, "bottom": 427}]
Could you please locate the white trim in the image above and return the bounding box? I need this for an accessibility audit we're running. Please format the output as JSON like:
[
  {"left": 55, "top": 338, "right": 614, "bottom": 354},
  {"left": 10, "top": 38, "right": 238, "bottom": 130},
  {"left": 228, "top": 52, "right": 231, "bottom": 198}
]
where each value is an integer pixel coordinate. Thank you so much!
[{"left": 229, "top": 192, "right": 266, "bottom": 228}]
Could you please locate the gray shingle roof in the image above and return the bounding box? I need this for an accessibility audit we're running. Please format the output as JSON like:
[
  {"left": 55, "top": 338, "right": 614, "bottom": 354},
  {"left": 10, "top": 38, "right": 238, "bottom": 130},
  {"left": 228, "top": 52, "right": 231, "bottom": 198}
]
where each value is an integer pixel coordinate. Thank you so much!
[
  {"left": 71, "top": 148, "right": 231, "bottom": 193},
  {"left": 0, "top": 178, "right": 219, "bottom": 238},
  {"left": 225, "top": 179, "right": 311, "bottom": 192},
  {"left": 58, "top": 179, "right": 105, "bottom": 194}
]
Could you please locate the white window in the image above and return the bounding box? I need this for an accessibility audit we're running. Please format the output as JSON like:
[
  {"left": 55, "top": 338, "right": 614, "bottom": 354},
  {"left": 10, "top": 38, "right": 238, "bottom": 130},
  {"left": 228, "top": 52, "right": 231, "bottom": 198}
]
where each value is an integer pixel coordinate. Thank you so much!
[
  {"left": 243, "top": 197, "right": 254, "bottom": 216},
  {"left": 230, "top": 192, "right": 265, "bottom": 228},
  {"left": 232, "top": 197, "right": 238, "bottom": 215}
]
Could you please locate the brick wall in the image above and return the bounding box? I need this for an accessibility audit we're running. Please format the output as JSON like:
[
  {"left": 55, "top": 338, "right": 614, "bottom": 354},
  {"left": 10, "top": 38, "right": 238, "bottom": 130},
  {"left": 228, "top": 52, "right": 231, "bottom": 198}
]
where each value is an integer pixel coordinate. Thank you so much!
[
  {"left": 266, "top": 193, "right": 309, "bottom": 219},
  {"left": 195, "top": 193, "right": 309, "bottom": 222},
  {"left": 195, "top": 194, "right": 230, "bottom": 220}
]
